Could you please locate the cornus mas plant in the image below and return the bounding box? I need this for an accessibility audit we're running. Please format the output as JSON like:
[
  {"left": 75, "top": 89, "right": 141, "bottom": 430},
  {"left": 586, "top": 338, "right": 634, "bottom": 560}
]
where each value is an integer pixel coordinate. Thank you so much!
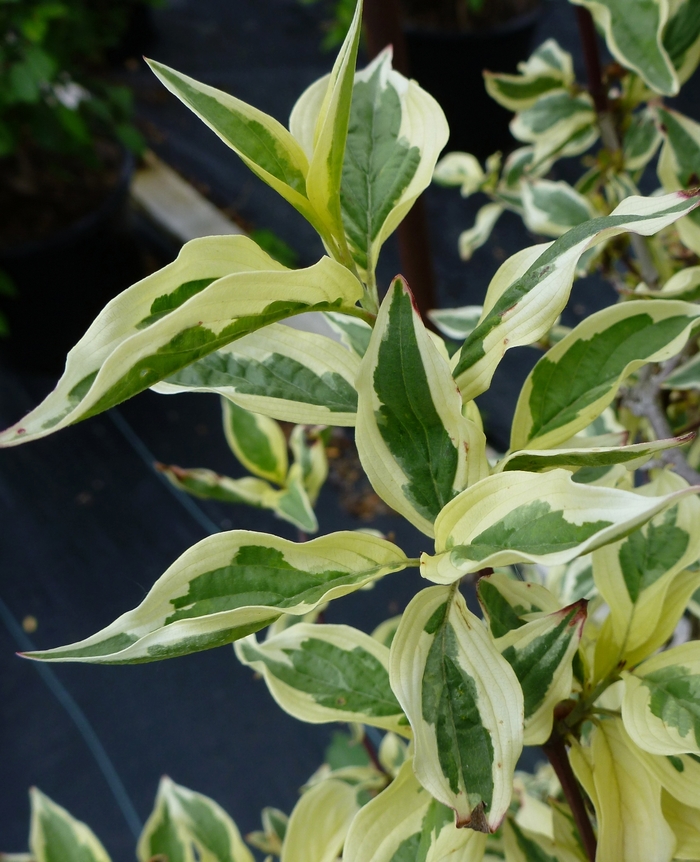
[{"left": 5, "top": 1, "right": 700, "bottom": 860}]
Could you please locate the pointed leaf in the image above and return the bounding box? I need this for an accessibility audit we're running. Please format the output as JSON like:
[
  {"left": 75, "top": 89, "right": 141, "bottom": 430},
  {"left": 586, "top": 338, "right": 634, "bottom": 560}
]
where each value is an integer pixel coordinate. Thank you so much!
[
  {"left": 29, "top": 789, "right": 111, "bottom": 862},
  {"left": 299, "top": 0, "right": 363, "bottom": 244},
  {"left": 495, "top": 601, "right": 587, "bottom": 745},
  {"left": 504, "top": 818, "right": 582, "bottom": 862},
  {"left": 511, "top": 299, "right": 700, "bottom": 450},
  {"left": 344, "top": 758, "right": 487, "bottom": 862},
  {"left": 157, "top": 464, "right": 280, "bottom": 508},
  {"left": 428, "top": 305, "right": 483, "bottom": 341},
  {"left": 623, "top": 108, "right": 663, "bottom": 172},
  {"left": 592, "top": 470, "right": 700, "bottom": 671},
  {"left": 661, "top": 351, "right": 700, "bottom": 390},
  {"left": 154, "top": 323, "right": 360, "bottom": 426},
  {"left": 137, "top": 780, "right": 193, "bottom": 862},
  {"left": 274, "top": 463, "right": 318, "bottom": 532},
  {"left": 280, "top": 778, "right": 358, "bottom": 862},
  {"left": 452, "top": 191, "right": 700, "bottom": 403},
  {"left": 339, "top": 48, "right": 448, "bottom": 280},
  {"left": 497, "top": 436, "right": 691, "bottom": 474},
  {"left": 146, "top": 60, "right": 322, "bottom": 232},
  {"left": 521, "top": 180, "right": 596, "bottom": 238},
  {"left": 356, "top": 277, "right": 487, "bottom": 536},
  {"left": 22, "top": 531, "right": 408, "bottom": 664},
  {"left": 510, "top": 90, "right": 597, "bottom": 164},
  {"left": 390, "top": 585, "right": 524, "bottom": 832},
  {"left": 163, "top": 778, "right": 255, "bottom": 862},
  {"left": 0, "top": 255, "right": 363, "bottom": 448},
  {"left": 222, "top": 399, "right": 288, "bottom": 485},
  {"left": 570, "top": 0, "right": 678, "bottom": 95},
  {"left": 457, "top": 203, "right": 505, "bottom": 260},
  {"left": 627, "top": 747, "right": 700, "bottom": 809},
  {"left": 623, "top": 641, "right": 700, "bottom": 755},
  {"left": 422, "top": 468, "right": 700, "bottom": 584},
  {"left": 477, "top": 572, "right": 561, "bottom": 639},
  {"left": 571, "top": 719, "right": 676, "bottom": 862},
  {"left": 484, "top": 38, "right": 574, "bottom": 111},
  {"left": 289, "top": 425, "right": 328, "bottom": 505},
  {"left": 663, "top": 0, "right": 700, "bottom": 82},
  {"left": 661, "top": 788, "right": 700, "bottom": 859},
  {"left": 657, "top": 106, "right": 700, "bottom": 255},
  {"left": 235, "top": 623, "right": 407, "bottom": 733},
  {"left": 323, "top": 311, "right": 371, "bottom": 357}
]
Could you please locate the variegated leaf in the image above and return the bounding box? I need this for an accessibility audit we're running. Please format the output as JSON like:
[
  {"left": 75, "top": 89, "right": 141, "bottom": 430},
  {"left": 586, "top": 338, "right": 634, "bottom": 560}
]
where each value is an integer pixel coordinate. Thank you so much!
[
  {"left": 628, "top": 747, "right": 700, "bottom": 809},
  {"left": 624, "top": 108, "right": 663, "bottom": 172},
  {"left": 247, "top": 807, "right": 288, "bottom": 857},
  {"left": 29, "top": 789, "right": 111, "bottom": 862},
  {"left": 433, "top": 151, "right": 485, "bottom": 197},
  {"left": 521, "top": 180, "right": 596, "bottom": 238},
  {"left": 428, "top": 305, "right": 483, "bottom": 341},
  {"left": 157, "top": 777, "right": 254, "bottom": 862},
  {"left": 510, "top": 90, "right": 597, "bottom": 164},
  {"left": 289, "top": 425, "right": 327, "bottom": 505},
  {"left": 153, "top": 323, "right": 360, "bottom": 426},
  {"left": 222, "top": 398, "right": 288, "bottom": 485},
  {"left": 661, "top": 789, "right": 700, "bottom": 859},
  {"left": 390, "top": 585, "right": 524, "bottom": 832},
  {"left": 323, "top": 311, "right": 371, "bottom": 357},
  {"left": 657, "top": 106, "right": 700, "bottom": 255},
  {"left": 235, "top": 623, "right": 407, "bottom": 733},
  {"left": 663, "top": 0, "right": 700, "bottom": 83},
  {"left": 510, "top": 299, "right": 700, "bottom": 451},
  {"left": 570, "top": 719, "right": 675, "bottom": 862},
  {"left": 422, "top": 468, "right": 700, "bottom": 585},
  {"left": 503, "top": 818, "right": 581, "bottom": 862},
  {"left": 452, "top": 191, "right": 700, "bottom": 403},
  {"left": 592, "top": 470, "right": 700, "bottom": 672},
  {"left": 477, "top": 572, "right": 561, "bottom": 639},
  {"left": 570, "top": 0, "right": 678, "bottom": 95},
  {"left": 457, "top": 203, "right": 505, "bottom": 260},
  {"left": 137, "top": 779, "right": 194, "bottom": 862},
  {"left": 297, "top": 0, "right": 363, "bottom": 253},
  {"left": 622, "top": 641, "right": 700, "bottom": 756},
  {"left": 602, "top": 568, "right": 700, "bottom": 679},
  {"left": 280, "top": 778, "right": 359, "bottom": 862},
  {"left": 637, "top": 264, "right": 700, "bottom": 301},
  {"left": 146, "top": 62, "right": 322, "bottom": 234},
  {"left": 338, "top": 48, "right": 448, "bottom": 284},
  {"left": 22, "top": 531, "right": 408, "bottom": 664},
  {"left": 497, "top": 435, "right": 691, "bottom": 475},
  {"left": 495, "top": 601, "right": 587, "bottom": 745},
  {"left": 344, "top": 758, "right": 488, "bottom": 862},
  {"left": 156, "top": 464, "right": 279, "bottom": 508},
  {"left": 662, "top": 352, "right": 700, "bottom": 390},
  {"left": 356, "top": 278, "right": 487, "bottom": 537},
  {"left": 272, "top": 463, "right": 318, "bottom": 533},
  {"left": 0, "top": 254, "right": 363, "bottom": 448},
  {"left": 484, "top": 39, "right": 574, "bottom": 112}
]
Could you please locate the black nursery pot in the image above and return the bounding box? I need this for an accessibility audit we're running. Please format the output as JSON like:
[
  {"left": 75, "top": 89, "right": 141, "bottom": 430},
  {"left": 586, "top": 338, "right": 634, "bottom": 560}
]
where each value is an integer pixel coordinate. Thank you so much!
[
  {"left": 404, "top": 8, "right": 541, "bottom": 159},
  {"left": 0, "top": 152, "right": 144, "bottom": 375}
]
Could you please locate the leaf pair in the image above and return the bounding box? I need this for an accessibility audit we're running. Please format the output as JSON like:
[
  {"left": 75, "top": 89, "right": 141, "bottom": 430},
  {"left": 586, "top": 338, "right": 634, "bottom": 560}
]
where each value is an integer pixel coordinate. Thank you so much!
[
  {"left": 150, "top": 5, "right": 447, "bottom": 297},
  {"left": 0, "top": 236, "right": 363, "bottom": 447},
  {"left": 8, "top": 781, "right": 253, "bottom": 862},
  {"left": 159, "top": 400, "right": 328, "bottom": 533},
  {"left": 572, "top": 0, "right": 700, "bottom": 96}
]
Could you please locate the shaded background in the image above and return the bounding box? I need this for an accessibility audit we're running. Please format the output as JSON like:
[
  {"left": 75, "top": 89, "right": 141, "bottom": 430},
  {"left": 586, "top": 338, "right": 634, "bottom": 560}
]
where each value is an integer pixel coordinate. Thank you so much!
[{"left": 2, "top": 0, "right": 699, "bottom": 857}]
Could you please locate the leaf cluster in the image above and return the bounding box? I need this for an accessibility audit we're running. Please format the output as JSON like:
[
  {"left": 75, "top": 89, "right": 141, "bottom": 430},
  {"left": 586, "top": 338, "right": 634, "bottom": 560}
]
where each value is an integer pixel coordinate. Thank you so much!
[{"left": 5, "top": 1, "right": 700, "bottom": 861}]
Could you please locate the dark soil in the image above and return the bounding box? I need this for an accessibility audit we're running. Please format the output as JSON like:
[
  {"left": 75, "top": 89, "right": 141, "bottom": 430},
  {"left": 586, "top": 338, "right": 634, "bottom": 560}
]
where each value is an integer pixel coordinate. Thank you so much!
[{"left": 0, "top": 139, "right": 124, "bottom": 251}]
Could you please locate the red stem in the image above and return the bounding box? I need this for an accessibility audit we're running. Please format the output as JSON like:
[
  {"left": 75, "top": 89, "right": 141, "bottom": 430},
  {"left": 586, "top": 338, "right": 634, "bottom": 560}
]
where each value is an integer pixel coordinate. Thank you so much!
[
  {"left": 575, "top": 6, "right": 608, "bottom": 114},
  {"left": 542, "top": 729, "right": 597, "bottom": 862}
]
